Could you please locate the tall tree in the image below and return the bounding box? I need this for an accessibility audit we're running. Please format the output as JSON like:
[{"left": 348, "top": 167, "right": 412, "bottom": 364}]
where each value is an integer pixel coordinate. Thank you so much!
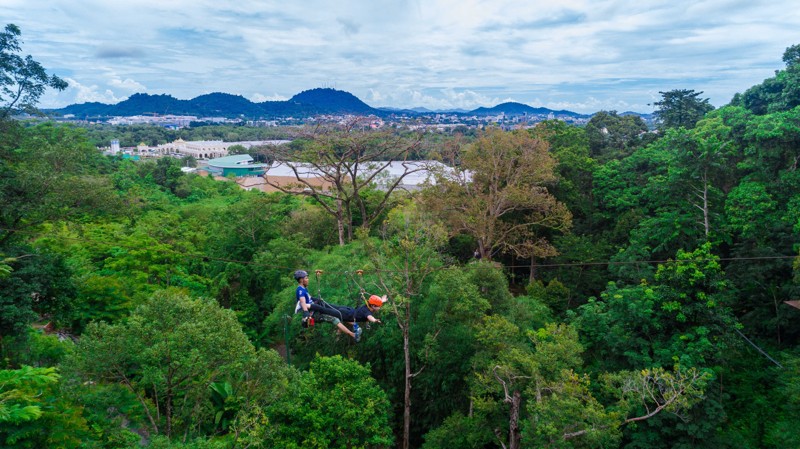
[
  {"left": 665, "top": 116, "right": 734, "bottom": 238},
  {"left": 425, "top": 128, "right": 571, "bottom": 265},
  {"left": 364, "top": 201, "right": 447, "bottom": 449},
  {"left": 653, "top": 89, "right": 714, "bottom": 130},
  {"left": 0, "top": 24, "right": 67, "bottom": 119},
  {"left": 265, "top": 120, "right": 425, "bottom": 245}
]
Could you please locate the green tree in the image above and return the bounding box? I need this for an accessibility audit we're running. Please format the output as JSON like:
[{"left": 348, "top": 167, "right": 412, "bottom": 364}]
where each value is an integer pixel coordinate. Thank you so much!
[
  {"left": 364, "top": 201, "right": 447, "bottom": 449},
  {"left": 584, "top": 111, "right": 650, "bottom": 161},
  {"left": 425, "top": 128, "right": 572, "bottom": 264},
  {"left": 0, "top": 365, "right": 59, "bottom": 424},
  {"left": 266, "top": 121, "right": 424, "bottom": 245},
  {"left": 732, "top": 44, "right": 800, "bottom": 114},
  {"left": 574, "top": 244, "right": 738, "bottom": 446},
  {"left": 227, "top": 144, "right": 248, "bottom": 155},
  {"left": 0, "top": 246, "right": 76, "bottom": 340},
  {"left": 653, "top": 89, "right": 714, "bottom": 130},
  {"left": 266, "top": 355, "right": 393, "bottom": 449},
  {"left": 663, "top": 117, "right": 734, "bottom": 238},
  {"left": 0, "top": 123, "right": 120, "bottom": 247},
  {"left": 413, "top": 268, "right": 491, "bottom": 434},
  {"left": 0, "top": 365, "right": 95, "bottom": 449},
  {"left": 0, "top": 23, "right": 67, "bottom": 119},
  {"left": 65, "top": 291, "right": 257, "bottom": 439},
  {"left": 783, "top": 44, "right": 800, "bottom": 68}
]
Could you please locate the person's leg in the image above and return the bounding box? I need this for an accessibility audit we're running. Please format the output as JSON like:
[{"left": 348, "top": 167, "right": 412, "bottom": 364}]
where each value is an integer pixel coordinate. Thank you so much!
[
  {"left": 314, "top": 314, "right": 356, "bottom": 339},
  {"left": 335, "top": 322, "right": 355, "bottom": 338},
  {"left": 310, "top": 303, "right": 345, "bottom": 320},
  {"left": 333, "top": 305, "right": 355, "bottom": 323}
]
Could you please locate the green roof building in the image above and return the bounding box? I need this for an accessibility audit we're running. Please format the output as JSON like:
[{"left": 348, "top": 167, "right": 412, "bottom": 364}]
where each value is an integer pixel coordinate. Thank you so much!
[{"left": 207, "top": 154, "right": 269, "bottom": 177}]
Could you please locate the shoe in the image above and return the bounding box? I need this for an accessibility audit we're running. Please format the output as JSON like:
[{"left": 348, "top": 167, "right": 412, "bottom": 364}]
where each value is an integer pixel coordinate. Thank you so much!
[{"left": 353, "top": 323, "right": 362, "bottom": 342}]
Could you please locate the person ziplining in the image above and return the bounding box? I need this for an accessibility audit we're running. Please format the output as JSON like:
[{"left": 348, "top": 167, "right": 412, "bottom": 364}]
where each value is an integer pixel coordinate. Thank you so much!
[{"left": 293, "top": 269, "right": 386, "bottom": 342}]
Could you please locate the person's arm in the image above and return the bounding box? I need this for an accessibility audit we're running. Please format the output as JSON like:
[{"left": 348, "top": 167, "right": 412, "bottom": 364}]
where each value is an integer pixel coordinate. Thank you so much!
[
  {"left": 367, "top": 314, "right": 381, "bottom": 324},
  {"left": 298, "top": 289, "right": 311, "bottom": 313}
]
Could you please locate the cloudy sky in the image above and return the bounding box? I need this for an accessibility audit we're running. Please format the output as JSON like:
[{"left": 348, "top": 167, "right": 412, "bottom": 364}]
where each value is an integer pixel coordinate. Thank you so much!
[{"left": 3, "top": 0, "right": 799, "bottom": 113}]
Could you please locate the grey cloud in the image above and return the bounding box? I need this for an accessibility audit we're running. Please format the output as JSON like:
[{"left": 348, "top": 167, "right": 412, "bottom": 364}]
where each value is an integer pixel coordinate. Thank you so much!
[
  {"left": 95, "top": 46, "right": 145, "bottom": 59},
  {"left": 337, "top": 17, "right": 361, "bottom": 36},
  {"left": 515, "top": 10, "right": 588, "bottom": 29},
  {"left": 460, "top": 45, "right": 490, "bottom": 57},
  {"left": 479, "top": 9, "right": 587, "bottom": 33}
]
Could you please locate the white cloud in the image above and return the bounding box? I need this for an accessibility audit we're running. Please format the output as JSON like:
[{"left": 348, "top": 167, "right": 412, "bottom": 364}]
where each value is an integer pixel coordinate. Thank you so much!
[
  {"left": 5, "top": 0, "right": 799, "bottom": 112},
  {"left": 250, "top": 93, "right": 289, "bottom": 102},
  {"left": 108, "top": 78, "right": 146, "bottom": 92},
  {"left": 66, "top": 78, "right": 126, "bottom": 104}
]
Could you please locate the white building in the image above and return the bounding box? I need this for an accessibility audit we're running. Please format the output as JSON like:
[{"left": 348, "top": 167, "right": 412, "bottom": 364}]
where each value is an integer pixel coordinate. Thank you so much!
[{"left": 134, "top": 139, "right": 291, "bottom": 159}]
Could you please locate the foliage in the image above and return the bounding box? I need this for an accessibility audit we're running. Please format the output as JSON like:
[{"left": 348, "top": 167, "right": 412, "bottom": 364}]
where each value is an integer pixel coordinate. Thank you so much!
[
  {"left": 732, "top": 44, "right": 800, "bottom": 114},
  {"left": 0, "top": 246, "right": 76, "bottom": 339},
  {"left": 0, "top": 123, "right": 120, "bottom": 247},
  {"left": 266, "top": 355, "right": 393, "bottom": 449},
  {"left": 0, "top": 58, "right": 798, "bottom": 448},
  {"left": 584, "top": 111, "right": 651, "bottom": 161},
  {"left": 0, "top": 365, "right": 59, "bottom": 424},
  {"left": 653, "top": 89, "right": 714, "bottom": 130},
  {"left": 64, "top": 291, "right": 257, "bottom": 439},
  {"left": 0, "top": 23, "right": 67, "bottom": 118},
  {"left": 425, "top": 127, "right": 572, "bottom": 261}
]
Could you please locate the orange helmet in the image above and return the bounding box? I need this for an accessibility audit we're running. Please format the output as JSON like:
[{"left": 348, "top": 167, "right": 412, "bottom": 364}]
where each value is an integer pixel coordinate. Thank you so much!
[{"left": 368, "top": 295, "right": 383, "bottom": 307}]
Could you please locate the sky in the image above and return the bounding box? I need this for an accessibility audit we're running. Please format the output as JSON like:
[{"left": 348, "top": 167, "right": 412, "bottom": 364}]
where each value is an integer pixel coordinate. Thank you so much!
[{"left": 3, "top": 0, "right": 799, "bottom": 114}]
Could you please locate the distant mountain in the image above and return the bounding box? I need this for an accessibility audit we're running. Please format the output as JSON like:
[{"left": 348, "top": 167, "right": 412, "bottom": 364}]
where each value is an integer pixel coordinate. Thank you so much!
[
  {"left": 190, "top": 93, "right": 263, "bottom": 117},
  {"left": 470, "top": 101, "right": 588, "bottom": 118},
  {"left": 51, "top": 88, "right": 594, "bottom": 120},
  {"left": 53, "top": 88, "right": 380, "bottom": 119},
  {"left": 289, "top": 88, "right": 375, "bottom": 114}
]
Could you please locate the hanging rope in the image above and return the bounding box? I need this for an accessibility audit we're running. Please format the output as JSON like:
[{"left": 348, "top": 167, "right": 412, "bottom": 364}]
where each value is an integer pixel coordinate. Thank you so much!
[
  {"left": 312, "top": 269, "right": 348, "bottom": 325},
  {"left": 350, "top": 269, "right": 368, "bottom": 305}
]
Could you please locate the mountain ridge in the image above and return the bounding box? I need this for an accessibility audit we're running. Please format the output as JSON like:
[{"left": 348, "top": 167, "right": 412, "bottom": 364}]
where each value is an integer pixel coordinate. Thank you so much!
[{"left": 52, "top": 87, "right": 609, "bottom": 119}]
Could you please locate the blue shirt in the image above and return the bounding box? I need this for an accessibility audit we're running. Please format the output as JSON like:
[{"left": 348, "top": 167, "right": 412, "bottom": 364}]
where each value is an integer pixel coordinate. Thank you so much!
[{"left": 295, "top": 285, "right": 313, "bottom": 313}]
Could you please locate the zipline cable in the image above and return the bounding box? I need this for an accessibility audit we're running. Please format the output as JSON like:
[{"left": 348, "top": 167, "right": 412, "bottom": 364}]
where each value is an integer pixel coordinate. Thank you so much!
[
  {"left": 1, "top": 226, "right": 797, "bottom": 277},
  {"left": 733, "top": 327, "right": 784, "bottom": 369}
]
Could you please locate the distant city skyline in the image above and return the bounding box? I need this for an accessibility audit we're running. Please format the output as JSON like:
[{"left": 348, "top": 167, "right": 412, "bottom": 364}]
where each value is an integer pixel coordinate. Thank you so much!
[{"left": 3, "top": 0, "right": 799, "bottom": 114}]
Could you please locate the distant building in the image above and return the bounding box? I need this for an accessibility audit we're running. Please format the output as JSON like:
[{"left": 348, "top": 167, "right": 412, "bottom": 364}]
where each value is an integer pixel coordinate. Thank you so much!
[
  {"left": 131, "top": 138, "right": 291, "bottom": 159},
  {"left": 252, "top": 160, "right": 453, "bottom": 193},
  {"left": 206, "top": 154, "right": 270, "bottom": 177},
  {"left": 108, "top": 114, "right": 198, "bottom": 128}
]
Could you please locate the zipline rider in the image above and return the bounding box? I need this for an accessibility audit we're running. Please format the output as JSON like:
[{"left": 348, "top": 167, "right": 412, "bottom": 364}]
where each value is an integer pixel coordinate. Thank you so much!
[{"left": 294, "top": 269, "right": 362, "bottom": 342}]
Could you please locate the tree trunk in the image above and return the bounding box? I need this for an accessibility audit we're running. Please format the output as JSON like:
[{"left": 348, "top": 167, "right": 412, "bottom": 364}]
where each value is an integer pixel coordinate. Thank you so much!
[
  {"left": 479, "top": 240, "right": 490, "bottom": 261},
  {"left": 508, "top": 389, "right": 522, "bottom": 449},
  {"left": 402, "top": 308, "right": 412, "bottom": 449},
  {"left": 336, "top": 199, "right": 346, "bottom": 246},
  {"left": 529, "top": 256, "right": 537, "bottom": 283},
  {"left": 166, "top": 388, "right": 173, "bottom": 438},
  {"left": 702, "top": 173, "right": 710, "bottom": 237}
]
